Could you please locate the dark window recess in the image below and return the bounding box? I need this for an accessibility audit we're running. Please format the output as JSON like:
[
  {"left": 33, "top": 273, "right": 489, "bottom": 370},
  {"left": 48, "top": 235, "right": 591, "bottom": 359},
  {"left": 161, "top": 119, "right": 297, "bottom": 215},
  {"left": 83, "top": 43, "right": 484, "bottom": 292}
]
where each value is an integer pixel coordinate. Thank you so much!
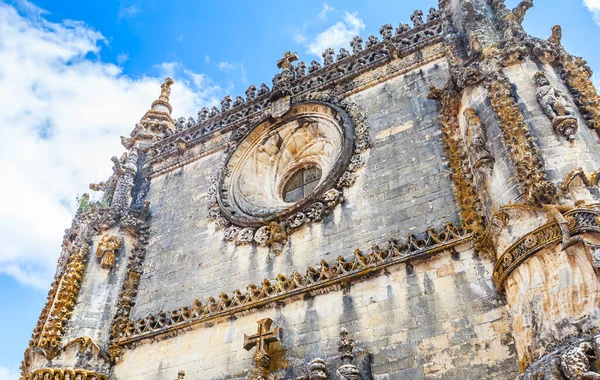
[{"left": 282, "top": 167, "right": 322, "bottom": 203}]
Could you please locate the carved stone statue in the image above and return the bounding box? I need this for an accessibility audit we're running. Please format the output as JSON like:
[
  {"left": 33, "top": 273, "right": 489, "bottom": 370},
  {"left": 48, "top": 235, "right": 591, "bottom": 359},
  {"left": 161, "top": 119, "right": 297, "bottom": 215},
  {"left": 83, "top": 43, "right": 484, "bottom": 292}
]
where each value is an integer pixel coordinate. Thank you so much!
[
  {"left": 463, "top": 108, "right": 494, "bottom": 172},
  {"left": 95, "top": 234, "right": 123, "bottom": 270},
  {"left": 534, "top": 71, "right": 578, "bottom": 141}
]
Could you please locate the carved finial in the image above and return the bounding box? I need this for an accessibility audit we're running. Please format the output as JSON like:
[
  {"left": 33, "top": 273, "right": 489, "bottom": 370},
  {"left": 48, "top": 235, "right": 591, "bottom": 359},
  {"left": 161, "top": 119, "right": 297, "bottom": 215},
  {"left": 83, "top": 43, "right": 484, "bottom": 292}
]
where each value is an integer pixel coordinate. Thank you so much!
[
  {"left": 549, "top": 25, "right": 562, "bottom": 45},
  {"left": 410, "top": 9, "right": 424, "bottom": 27},
  {"left": 350, "top": 36, "right": 363, "bottom": 53},
  {"left": 379, "top": 23, "right": 393, "bottom": 40},
  {"left": 277, "top": 51, "right": 299, "bottom": 69},
  {"left": 159, "top": 77, "right": 174, "bottom": 103},
  {"left": 244, "top": 318, "right": 282, "bottom": 380},
  {"left": 337, "top": 327, "right": 360, "bottom": 379}
]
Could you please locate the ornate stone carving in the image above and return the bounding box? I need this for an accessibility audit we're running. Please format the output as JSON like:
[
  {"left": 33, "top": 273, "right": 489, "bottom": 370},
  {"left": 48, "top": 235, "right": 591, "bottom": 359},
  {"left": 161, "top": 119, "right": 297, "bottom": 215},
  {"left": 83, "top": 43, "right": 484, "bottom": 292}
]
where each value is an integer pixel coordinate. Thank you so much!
[
  {"left": 563, "top": 57, "right": 600, "bottom": 133},
  {"left": 177, "top": 370, "right": 185, "bottom": 380},
  {"left": 111, "top": 222, "right": 468, "bottom": 346},
  {"left": 243, "top": 318, "right": 282, "bottom": 380},
  {"left": 560, "top": 342, "right": 600, "bottom": 380},
  {"left": 26, "top": 368, "right": 108, "bottom": 380},
  {"left": 534, "top": 71, "right": 578, "bottom": 141},
  {"left": 337, "top": 328, "right": 360, "bottom": 380},
  {"left": 487, "top": 77, "right": 556, "bottom": 205},
  {"left": 209, "top": 101, "right": 368, "bottom": 249},
  {"left": 463, "top": 108, "right": 494, "bottom": 172},
  {"left": 428, "top": 86, "right": 490, "bottom": 257},
  {"left": 95, "top": 234, "right": 123, "bottom": 270},
  {"left": 493, "top": 207, "right": 600, "bottom": 288},
  {"left": 410, "top": 9, "right": 424, "bottom": 27}
]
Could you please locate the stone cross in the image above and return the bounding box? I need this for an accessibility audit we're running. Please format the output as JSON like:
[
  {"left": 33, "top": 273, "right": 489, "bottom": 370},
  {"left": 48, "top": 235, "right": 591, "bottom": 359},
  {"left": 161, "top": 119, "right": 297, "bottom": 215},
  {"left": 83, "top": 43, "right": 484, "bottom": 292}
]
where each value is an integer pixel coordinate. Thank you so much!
[
  {"left": 277, "top": 51, "right": 298, "bottom": 69},
  {"left": 244, "top": 318, "right": 282, "bottom": 379}
]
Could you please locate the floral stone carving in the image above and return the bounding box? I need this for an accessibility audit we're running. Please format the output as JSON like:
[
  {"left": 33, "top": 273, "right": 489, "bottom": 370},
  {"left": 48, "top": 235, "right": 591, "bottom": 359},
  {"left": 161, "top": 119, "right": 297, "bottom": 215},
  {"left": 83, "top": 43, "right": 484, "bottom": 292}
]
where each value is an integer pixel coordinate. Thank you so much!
[{"left": 208, "top": 101, "right": 368, "bottom": 250}]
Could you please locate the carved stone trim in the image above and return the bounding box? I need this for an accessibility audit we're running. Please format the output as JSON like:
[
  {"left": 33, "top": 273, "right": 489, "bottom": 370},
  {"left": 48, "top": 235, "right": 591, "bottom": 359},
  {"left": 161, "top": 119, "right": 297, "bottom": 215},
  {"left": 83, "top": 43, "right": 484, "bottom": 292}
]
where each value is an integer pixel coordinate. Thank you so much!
[
  {"left": 112, "top": 223, "right": 469, "bottom": 347},
  {"left": 34, "top": 244, "right": 89, "bottom": 357},
  {"left": 428, "top": 86, "right": 491, "bottom": 256},
  {"left": 493, "top": 208, "right": 600, "bottom": 288},
  {"left": 26, "top": 368, "right": 108, "bottom": 380},
  {"left": 487, "top": 76, "right": 556, "bottom": 205},
  {"left": 149, "top": 17, "right": 444, "bottom": 165},
  {"left": 563, "top": 57, "right": 600, "bottom": 135}
]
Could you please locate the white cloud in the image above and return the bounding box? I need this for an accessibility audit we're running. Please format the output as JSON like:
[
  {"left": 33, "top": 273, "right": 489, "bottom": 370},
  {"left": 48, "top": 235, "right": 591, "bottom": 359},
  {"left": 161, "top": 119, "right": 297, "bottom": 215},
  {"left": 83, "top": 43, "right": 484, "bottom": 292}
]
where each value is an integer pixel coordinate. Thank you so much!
[
  {"left": 175, "top": 33, "right": 184, "bottom": 42},
  {"left": 119, "top": 5, "right": 138, "bottom": 19},
  {"left": 117, "top": 52, "right": 129, "bottom": 64},
  {"left": 218, "top": 61, "right": 237, "bottom": 71},
  {"left": 0, "top": 366, "right": 20, "bottom": 380},
  {"left": 318, "top": 3, "right": 334, "bottom": 19},
  {"left": 584, "top": 0, "right": 600, "bottom": 24},
  {"left": 306, "top": 11, "right": 365, "bottom": 58},
  {"left": 0, "top": 1, "right": 220, "bottom": 289}
]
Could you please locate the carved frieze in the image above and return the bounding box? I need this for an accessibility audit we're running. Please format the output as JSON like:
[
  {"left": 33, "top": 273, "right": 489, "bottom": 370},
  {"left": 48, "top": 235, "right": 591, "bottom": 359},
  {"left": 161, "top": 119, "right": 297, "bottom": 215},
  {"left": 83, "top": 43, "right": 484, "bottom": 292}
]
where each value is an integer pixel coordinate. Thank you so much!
[{"left": 26, "top": 368, "right": 108, "bottom": 380}]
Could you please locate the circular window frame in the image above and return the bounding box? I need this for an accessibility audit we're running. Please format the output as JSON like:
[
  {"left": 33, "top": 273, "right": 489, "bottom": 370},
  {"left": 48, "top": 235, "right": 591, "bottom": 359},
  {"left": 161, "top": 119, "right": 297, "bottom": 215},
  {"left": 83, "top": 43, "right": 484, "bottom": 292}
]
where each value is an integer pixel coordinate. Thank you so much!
[{"left": 215, "top": 101, "right": 356, "bottom": 228}]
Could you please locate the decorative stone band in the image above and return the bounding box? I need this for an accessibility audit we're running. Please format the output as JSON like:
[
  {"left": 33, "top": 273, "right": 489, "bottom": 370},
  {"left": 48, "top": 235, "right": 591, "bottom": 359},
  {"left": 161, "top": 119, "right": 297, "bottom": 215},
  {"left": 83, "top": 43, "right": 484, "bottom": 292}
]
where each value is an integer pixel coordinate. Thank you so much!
[
  {"left": 113, "top": 222, "right": 470, "bottom": 346},
  {"left": 151, "top": 18, "right": 444, "bottom": 162},
  {"left": 493, "top": 208, "right": 600, "bottom": 288},
  {"left": 25, "top": 368, "right": 108, "bottom": 380}
]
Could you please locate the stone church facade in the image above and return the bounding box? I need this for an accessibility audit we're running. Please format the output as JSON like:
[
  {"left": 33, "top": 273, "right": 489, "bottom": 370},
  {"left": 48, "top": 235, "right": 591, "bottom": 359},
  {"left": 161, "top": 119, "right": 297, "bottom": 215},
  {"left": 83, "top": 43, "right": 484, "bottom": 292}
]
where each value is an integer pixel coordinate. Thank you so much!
[{"left": 20, "top": 0, "right": 600, "bottom": 379}]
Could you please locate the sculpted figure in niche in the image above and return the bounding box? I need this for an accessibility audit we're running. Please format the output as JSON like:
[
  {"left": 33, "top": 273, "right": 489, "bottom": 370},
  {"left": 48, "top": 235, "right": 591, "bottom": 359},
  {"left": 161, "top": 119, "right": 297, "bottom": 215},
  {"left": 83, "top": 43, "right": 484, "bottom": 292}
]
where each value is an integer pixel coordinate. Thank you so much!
[
  {"left": 96, "top": 234, "right": 123, "bottom": 270},
  {"left": 534, "top": 71, "right": 579, "bottom": 141},
  {"left": 463, "top": 108, "right": 494, "bottom": 172}
]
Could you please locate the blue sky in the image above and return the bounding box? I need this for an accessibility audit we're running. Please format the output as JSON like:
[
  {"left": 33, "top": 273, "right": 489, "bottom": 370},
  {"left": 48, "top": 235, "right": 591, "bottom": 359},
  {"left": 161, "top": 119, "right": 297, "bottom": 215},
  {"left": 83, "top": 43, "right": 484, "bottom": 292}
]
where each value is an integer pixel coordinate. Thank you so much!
[{"left": 1, "top": 0, "right": 600, "bottom": 377}]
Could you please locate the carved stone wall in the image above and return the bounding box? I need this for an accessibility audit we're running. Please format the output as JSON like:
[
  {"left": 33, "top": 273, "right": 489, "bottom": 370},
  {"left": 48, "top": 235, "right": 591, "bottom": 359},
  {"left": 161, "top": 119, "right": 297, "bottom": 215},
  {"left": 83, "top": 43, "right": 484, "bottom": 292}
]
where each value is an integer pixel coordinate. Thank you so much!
[
  {"left": 504, "top": 62, "right": 600, "bottom": 181},
  {"left": 113, "top": 245, "right": 518, "bottom": 379},
  {"left": 131, "top": 59, "right": 460, "bottom": 320}
]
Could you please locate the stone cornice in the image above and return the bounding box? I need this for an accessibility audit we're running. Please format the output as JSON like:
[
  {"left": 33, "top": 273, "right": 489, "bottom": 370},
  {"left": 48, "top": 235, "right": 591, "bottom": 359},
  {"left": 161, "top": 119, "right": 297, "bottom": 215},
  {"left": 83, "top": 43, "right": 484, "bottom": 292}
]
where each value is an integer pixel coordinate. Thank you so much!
[
  {"left": 112, "top": 222, "right": 470, "bottom": 348},
  {"left": 148, "top": 18, "right": 445, "bottom": 167},
  {"left": 26, "top": 368, "right": 108, "bottom": 380},
  {"left": 493, "top": 208, "right": 600, "bottom": 288}
]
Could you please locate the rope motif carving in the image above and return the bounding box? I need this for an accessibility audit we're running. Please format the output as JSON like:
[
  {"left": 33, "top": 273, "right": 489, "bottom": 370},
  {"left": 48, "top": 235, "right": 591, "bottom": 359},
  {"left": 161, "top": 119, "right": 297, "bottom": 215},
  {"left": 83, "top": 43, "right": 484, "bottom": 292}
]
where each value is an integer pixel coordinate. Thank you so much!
[
  {"left": 27, "top": 368, "right": 108, "bottom": 380},
  {"left": 493, "top": 208, "right": 600, "bottom": 288}
]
